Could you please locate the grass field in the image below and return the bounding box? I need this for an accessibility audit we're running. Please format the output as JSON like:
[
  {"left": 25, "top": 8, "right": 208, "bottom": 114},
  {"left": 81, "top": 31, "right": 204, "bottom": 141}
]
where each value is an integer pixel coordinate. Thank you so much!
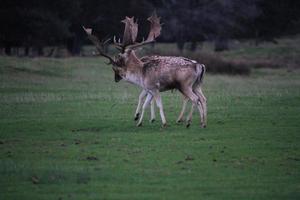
[{"left": 0, "top": 56, "right": 300, "bottom": 199}]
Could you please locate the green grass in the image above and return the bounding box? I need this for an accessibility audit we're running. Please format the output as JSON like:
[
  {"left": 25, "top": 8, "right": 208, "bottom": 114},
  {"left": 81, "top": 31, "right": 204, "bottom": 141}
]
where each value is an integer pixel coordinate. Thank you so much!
[
  {"left": 142, "top": 35, "right": 300, "bottom": 70},
  {"left": 0, "top": 56, "right": 300, "bottom": 200},
  {"left": 219, "top": 36, "right": 300, "bottom": 69}
]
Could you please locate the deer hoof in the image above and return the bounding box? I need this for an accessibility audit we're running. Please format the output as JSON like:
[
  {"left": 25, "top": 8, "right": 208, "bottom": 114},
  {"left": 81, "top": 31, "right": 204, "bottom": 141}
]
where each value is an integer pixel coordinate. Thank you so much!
[
  {"left": 201, "top": 124, "right": 207, "bottom": 128},
  {"left": 150, "top": 119, "right": 155, "bottom": 123},
  {"left": 186, "top": 120, "right": 191, "bottom": 128},
  {"left": 136, "top": 122, "right": 142, "bottom": 127},
  {"left": 134, "top": 113, "right": 140, "bottom": 121},
  {"left": 176, "top": 119, "right": 183, "bottom": 124},
  {"left": 162, "top": 123, "right": 167, "bottom": 128}
]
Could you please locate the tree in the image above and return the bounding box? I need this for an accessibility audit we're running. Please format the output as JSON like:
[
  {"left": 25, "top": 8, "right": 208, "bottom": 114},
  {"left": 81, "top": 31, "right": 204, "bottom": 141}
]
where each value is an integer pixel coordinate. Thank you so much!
[
  {"left": 0, "top": 0, "right": 299, "bottom": 55},
  {"left": 154, "top": 0, "right": 260, "bottom": 51},
  {"left": 252, "top": 0, "right": 300, "bottom": 44},
  {"left": 0, "top": 0, "right": 80, "bottom": 56}
]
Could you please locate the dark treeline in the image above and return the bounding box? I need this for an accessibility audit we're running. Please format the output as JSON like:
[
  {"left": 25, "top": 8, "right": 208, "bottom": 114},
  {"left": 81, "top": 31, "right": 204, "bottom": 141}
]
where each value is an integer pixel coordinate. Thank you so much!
[{"left": 1, "top": 0, "right": 299, "bottom": 56}]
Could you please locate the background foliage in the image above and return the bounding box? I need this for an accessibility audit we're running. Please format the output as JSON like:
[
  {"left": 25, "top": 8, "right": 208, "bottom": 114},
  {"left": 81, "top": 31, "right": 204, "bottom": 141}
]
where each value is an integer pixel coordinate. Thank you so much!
[{"left": 1, "top": 0, "right": 300, "bottom": 55}]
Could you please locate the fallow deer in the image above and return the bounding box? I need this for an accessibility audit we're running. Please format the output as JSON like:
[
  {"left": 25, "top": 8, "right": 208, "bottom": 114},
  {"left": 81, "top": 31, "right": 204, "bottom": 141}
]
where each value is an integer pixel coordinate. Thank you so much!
[{"left": 83, "top": 13, "right": 207, "bottom": 128}]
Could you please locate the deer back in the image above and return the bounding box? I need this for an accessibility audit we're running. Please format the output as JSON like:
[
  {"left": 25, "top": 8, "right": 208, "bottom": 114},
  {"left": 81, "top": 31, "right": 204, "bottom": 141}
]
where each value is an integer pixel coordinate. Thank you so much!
[{"left": 140, "top": 56, "right": 204, "bottom": 92}]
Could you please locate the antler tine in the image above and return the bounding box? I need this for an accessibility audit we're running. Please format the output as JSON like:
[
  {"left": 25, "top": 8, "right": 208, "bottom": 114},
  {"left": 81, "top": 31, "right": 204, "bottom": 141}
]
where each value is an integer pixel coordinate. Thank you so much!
[
  {"left": 113, "top": 36, "right": 123, "bottom": 51},
  {"left": 113, "top": 35, "right": 121, "bottom": 46},
  {"left": 82, "top": 26, "right": 116, "bottom": 65},
  {"left": 102, "top": 38, "right": 111, "bottom": 46}
]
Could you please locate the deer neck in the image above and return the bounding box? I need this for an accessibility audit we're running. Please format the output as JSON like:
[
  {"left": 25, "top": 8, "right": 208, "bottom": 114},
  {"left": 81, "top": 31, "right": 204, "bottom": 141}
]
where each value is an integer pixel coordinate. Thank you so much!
[
  {"left": 124, "top": 69, "right": 143, "bottom": 86},
  {"left": 123, "top": 51, "right": 144, "bottom": 87}
]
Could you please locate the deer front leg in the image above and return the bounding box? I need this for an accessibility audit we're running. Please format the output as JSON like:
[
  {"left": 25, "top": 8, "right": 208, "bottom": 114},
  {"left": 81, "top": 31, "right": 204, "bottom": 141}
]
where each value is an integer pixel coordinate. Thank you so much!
[
  {"left": 134, "top": 90, "right": 148, "bottom": 121},
  {"left": 153, "top": 92, "right": 167, "bottom": 127},
  {"left": 150, "top": 99, "right": 156, "bottom": 123},
  {"left": 176, "top": 96, "right": 189, "bottom": 123},
  {"left": 137, "top": 93, "right": 153, "bottom": 127}
]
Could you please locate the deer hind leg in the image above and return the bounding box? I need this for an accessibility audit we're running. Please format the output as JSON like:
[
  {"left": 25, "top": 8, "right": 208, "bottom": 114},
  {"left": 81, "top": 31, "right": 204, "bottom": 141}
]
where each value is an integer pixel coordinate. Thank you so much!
[
  {"left": 137, "top": 93, "right": 153, "bottom": 127},
  {"left": 134, "top": 90, "right": 148, "bottom": 121},
  {"left": 182, "top": 88, "right": 204, "bottom": 128},
  {"left": 153, "top": 92, "right": 167, "bottom": 127},
  {"left": 194, "top": 87, "right": 207, "bottom": 128},
  {"left": 176, "top": 96, "right": 189, "bottom": 123}
]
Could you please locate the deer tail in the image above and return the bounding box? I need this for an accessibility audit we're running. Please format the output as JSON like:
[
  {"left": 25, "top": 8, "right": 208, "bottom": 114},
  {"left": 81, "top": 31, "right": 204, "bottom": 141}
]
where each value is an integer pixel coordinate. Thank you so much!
[{"left": 196, "top": 63, "right": 205, "bottom": 84}]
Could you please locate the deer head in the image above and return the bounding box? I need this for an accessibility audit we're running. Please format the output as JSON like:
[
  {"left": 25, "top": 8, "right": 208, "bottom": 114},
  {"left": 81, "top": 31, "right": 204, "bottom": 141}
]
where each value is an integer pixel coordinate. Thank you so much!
[{"left": 83, "top": 12, "right": 161, "bottom": 82}]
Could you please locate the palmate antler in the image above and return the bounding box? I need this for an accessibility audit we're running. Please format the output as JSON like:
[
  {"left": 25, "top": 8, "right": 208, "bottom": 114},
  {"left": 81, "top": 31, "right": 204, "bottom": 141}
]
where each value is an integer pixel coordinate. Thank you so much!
[
  {"left": 114, "top": 12, "right": 162, "bottom": 52},
  {"left": 83, "top": 12, "right": 162, "bottom": 63},
  {"left": 122, "top": 16, "right": 138, "bottom": 46},
  {"left": 82, "top": 26, "right": 116, "bottom": 65}
]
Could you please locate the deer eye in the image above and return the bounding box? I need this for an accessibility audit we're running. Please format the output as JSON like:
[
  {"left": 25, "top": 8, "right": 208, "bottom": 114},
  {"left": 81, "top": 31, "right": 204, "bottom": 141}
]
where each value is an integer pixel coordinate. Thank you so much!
[{"left": 114, "top": 56, "right": 124, "bottom": 67}]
